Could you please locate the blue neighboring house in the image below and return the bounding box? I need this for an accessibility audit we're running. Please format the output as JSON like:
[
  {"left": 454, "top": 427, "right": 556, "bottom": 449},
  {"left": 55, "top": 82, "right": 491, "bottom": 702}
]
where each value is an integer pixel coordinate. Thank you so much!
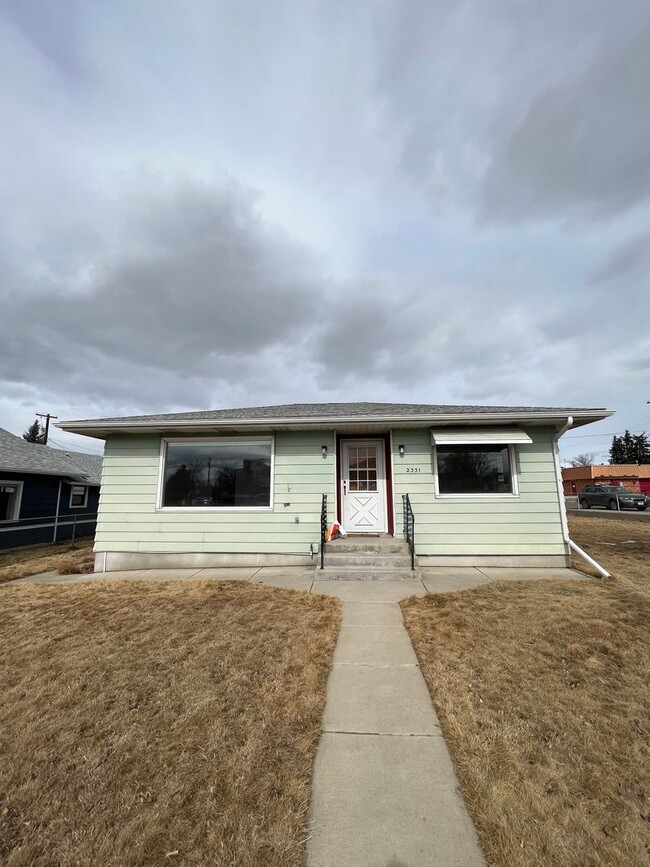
[{"left": 0, "top": 427, "right": 103, "bottom": 550}]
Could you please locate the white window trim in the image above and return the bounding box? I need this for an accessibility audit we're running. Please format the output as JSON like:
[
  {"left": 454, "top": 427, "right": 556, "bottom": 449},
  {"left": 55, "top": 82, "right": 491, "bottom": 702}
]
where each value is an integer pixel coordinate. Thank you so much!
[
  {"left": 157, "top": 436, "right": 275, "bottom": 512},
  {"left": 69, "top": 484, "right": 89, "bottom": 508},
  {"left": 0, "top": 480, "right": 24, "bottom": 521},
  {"left": 433, "top": 443, "right": 520, "bottom": 499}
]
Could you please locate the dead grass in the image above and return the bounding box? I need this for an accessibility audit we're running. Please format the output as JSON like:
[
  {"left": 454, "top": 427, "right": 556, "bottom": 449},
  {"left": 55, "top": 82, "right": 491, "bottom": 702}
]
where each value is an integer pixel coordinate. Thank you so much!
[
  {"left": 0, "top": 538, "right": 95, "bottom": 584},
  {"left": 568, "top": 513, "right": 650, "bottom": 594},
  {"left": 402, "top": 523, "right": 650, "bottom": 866},
  {"left": 0, "top": 580, "right": 340, "bottom": 866}
]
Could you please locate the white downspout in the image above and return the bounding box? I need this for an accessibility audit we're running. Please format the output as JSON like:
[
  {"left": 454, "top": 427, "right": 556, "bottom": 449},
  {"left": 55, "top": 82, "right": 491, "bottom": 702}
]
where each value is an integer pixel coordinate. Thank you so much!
[{"left": 552, "top": 416, "right": 610, "bottom": 578}]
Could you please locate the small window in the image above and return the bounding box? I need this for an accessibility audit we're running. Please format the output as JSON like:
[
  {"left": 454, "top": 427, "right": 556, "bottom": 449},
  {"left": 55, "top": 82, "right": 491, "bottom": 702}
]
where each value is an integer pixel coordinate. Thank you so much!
[
  {"left": 70, "top": 485, "right": 88, "bottom": 508},
  {"left": 0, "top": 482, "right": 23, "bottom": 521},
  {"left": 161, "top": 439, "right": 273, "bottom": 509},
  {"left": 436, "top": 445, "right": 514, "bottom": 495}
]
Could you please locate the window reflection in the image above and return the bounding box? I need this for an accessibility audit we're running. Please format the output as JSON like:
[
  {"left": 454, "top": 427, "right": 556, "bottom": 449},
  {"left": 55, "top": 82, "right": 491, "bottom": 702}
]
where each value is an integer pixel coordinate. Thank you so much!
[
  {"left": 163, "top": 440, "right": 272, "bottom": 507},
  {"left": 437, "top": 446, "right": 512, "bottom": 494}
]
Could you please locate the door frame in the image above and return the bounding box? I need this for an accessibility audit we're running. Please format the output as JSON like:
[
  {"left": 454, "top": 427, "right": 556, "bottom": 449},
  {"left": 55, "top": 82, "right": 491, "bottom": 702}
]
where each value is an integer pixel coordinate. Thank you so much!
[{"left": 336, "top": 433, "right": 394, "bottom": 535}]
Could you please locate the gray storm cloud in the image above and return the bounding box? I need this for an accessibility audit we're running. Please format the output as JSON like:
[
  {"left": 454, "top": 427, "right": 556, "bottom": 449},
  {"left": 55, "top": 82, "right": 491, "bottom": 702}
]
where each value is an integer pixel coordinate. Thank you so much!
[
  {"left": 1, "top": 178, "right": 320, "bottom": 403},
  {"left": 1, "top": 0, "right": 650, "bottom": 460},
  {"left": 479, "top": 24, "right": 650, "bottom": 222}
]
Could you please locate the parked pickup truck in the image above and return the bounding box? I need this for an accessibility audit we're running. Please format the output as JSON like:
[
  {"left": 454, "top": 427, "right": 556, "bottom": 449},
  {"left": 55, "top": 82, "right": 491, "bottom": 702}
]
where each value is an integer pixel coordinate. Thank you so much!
[{"left": 579, "top": 485, "right": 647, "bottom": 511}]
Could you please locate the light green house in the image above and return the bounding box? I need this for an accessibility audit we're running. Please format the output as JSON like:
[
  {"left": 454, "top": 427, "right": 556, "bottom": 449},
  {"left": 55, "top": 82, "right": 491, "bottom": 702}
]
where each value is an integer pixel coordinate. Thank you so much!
[{"left": 57, "top": 402, "right": 611, "bottom": 572}]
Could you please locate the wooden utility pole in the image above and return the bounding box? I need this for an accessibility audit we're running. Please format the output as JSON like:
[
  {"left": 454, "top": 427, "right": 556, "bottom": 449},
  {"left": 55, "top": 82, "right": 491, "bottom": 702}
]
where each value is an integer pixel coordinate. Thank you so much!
[{"left": 36, "top": 412, "right": 58, "bottom": 445}]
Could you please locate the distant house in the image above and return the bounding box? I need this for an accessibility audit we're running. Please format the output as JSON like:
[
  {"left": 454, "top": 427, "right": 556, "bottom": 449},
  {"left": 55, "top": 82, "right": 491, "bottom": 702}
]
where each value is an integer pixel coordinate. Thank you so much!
[
  {"left": 562, "top": 464, "right": 650, "bottom": 496},
  {"left": 57, "top": 402, "right": 611, "bottom": 573},
  {"left": 0, "top": 428, "right": 103, "bottom": 550}
]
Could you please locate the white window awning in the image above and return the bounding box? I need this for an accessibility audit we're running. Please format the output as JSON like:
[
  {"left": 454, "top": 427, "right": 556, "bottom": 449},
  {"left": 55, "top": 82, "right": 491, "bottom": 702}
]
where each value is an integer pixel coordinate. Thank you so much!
[{"left": 431, "top": 428, "right": 533, "bottom": 446}]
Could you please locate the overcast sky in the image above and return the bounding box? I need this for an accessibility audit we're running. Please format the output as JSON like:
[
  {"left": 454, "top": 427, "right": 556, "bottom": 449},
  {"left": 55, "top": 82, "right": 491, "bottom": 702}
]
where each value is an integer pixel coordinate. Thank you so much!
[{"left": 2, "top": 0, "right": 649, "bottom": 462}]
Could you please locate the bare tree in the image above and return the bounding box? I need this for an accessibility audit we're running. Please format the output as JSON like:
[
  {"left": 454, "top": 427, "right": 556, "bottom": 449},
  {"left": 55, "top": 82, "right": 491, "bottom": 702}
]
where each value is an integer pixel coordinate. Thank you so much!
[{"left": 570, "top": 453, "right": 597, "bottom": 467}]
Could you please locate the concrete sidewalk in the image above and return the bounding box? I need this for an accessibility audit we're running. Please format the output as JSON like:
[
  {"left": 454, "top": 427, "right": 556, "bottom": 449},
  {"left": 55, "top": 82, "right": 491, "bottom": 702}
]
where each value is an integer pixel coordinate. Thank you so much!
[
  {"left": 306, "top": 590, "right": 485, "bottom": 867},
  {"left": 4, "top": 563, "right": 586, "bottom": 592}
]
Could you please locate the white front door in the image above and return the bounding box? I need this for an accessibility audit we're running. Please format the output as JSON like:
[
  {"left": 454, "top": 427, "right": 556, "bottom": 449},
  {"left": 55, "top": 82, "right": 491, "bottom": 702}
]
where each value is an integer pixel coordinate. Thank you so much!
[{"left": 341, "top": 440, "right": 387, "bottom": 533}]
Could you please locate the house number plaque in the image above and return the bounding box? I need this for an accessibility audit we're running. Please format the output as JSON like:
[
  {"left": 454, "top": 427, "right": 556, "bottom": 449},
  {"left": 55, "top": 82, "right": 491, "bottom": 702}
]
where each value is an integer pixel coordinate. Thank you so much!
[{"left": 405, "top": 467, "right": 421, "bottom": 473}]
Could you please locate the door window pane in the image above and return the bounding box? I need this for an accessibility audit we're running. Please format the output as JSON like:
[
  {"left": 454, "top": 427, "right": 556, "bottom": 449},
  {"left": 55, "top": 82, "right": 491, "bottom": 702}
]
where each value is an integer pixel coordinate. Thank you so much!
[{"left": 347, "top": 444, "right": 380, "bottom": 491}]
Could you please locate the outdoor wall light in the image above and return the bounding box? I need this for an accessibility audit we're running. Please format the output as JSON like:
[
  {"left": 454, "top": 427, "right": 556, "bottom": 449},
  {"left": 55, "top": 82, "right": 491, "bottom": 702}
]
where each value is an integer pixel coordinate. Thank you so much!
[
  {"left": 322, "top": 445, "right": 328, "bottom": 459},
  {"left": 398, "top": 444, "right": 405, "bottom": 458}
]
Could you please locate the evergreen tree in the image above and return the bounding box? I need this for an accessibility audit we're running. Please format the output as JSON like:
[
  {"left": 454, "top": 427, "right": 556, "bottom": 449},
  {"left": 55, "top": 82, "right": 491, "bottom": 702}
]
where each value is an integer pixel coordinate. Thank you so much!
[
  {"left": 22, "top": 420, "right": 45, "bottom": 444},
  {"left": 633, "top": 432, "right": 650, "bottom": 463},
  {"left": 609, "top": 430, "right": 650, "bottom": 464}
]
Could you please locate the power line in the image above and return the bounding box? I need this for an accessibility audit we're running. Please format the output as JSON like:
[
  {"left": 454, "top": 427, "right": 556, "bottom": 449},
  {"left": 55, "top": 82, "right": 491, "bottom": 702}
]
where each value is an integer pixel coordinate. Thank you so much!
[
  {"left": 48, "top": 437, "right": 103, "bottom": 455},
  {"left": 563, "top": 421, "right": 650, "bottom": 441}
]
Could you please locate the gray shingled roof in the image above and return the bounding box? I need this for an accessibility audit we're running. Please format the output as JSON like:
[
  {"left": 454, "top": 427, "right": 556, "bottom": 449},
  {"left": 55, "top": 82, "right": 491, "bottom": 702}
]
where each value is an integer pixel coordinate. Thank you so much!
[
  {"left": 0, "top": 428, "right": 103, "bottom": 485},
  {"left": 62, "top": 401, "right": 605, "bottom": 424}
]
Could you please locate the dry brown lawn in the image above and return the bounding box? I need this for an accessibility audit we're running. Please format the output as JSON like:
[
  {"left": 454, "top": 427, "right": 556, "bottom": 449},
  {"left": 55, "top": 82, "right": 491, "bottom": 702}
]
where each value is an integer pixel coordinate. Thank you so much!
[
  {"left": 402, "top": 515, "right": 650, "bottom": 867},
  {"left": 0, "top": 580, "right": 340, "bottom": 866},
  {"left": 0, "top": 538, "right": 95, "bottom": 584},
  {"left": 568, "top": 512, "right": 650, "bottom": 592}
]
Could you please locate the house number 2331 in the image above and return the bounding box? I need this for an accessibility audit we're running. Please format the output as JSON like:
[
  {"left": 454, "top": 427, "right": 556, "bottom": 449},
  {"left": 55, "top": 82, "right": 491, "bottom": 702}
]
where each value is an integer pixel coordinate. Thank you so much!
[{"left": 405, "top": 467, "right": 421, "bottom": 473}]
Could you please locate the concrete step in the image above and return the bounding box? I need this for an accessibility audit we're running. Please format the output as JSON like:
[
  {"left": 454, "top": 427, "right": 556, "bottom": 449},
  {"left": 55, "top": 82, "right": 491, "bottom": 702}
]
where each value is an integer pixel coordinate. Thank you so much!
[
  {"left": 327, "top": 537, "right": 408, "bottom": 554},
  {"left": 325, "top": 553, "right": 414, "bottom": 568},
  {"left": 318, "top": 566, "right": 420, "bottom": 582}
]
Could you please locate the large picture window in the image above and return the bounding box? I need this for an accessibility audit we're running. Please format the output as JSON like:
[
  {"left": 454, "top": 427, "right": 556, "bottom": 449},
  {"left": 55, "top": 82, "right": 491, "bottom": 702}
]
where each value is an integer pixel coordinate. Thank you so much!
[
  {"left": 161, "top": 439, "right": 273, "bottom": 508},
  {"left": 436, "top": 445, "right": 514, "bottom": 495}
]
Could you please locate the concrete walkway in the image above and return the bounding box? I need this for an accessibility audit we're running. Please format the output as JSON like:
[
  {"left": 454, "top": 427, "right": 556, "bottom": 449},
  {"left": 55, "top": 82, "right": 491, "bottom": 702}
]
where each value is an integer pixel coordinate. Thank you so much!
[
  {"left": 4, "top": 563, "right": 587, "bottom": 865},
  {"left": 5, "top": 563, "right": 587, "bottom": 592},
  {"left": 306, "top": 588, "right": 485, "bottom": 867}
]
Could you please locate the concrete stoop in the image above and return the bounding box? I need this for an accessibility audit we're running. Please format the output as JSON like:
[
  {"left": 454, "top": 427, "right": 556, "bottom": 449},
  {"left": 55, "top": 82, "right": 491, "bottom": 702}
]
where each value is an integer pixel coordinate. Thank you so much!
[{"left": 319, "top": 535, "right": 420, "bottom": 581}]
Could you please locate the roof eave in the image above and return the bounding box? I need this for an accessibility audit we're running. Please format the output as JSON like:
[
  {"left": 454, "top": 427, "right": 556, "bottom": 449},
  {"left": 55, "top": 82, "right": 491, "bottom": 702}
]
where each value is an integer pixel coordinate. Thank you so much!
[
  {"left": 0, "top": 465, "right": 92, "bottom": 482},
  {"left": 57, "top": 408, "right": 614, "bottom": 439}
]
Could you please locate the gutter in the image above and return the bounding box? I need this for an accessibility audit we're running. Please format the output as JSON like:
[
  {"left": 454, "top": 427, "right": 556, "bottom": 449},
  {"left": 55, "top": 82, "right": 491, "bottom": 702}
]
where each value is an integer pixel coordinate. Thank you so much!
[{"left": 552, "top": 417, "right": 610, "bottom": 578}]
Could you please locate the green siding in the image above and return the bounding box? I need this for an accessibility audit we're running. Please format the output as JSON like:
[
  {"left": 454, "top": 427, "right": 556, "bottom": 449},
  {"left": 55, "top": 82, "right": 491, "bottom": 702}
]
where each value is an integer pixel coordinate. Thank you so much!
[
  {"left": 95, "top": 431, "right": 336, "bottom": 555},
  {"left": 96, "top": 425, "right": 566, "bottom": 559},
  {"left": 391, "top": 427, "right": 567, "bottom": 557}
]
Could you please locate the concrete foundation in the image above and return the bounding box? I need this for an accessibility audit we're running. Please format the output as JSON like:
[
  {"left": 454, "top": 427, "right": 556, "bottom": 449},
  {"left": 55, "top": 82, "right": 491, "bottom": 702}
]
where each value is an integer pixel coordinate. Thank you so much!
[
  {"left": 95, "top": 550, "right": 315, "bottom": 573},
  {"left": 96, "top": 550, "right": 570, "bottom": 573},
  {"left": 417, "top": 553, "right": 569, "bottom": 568}
]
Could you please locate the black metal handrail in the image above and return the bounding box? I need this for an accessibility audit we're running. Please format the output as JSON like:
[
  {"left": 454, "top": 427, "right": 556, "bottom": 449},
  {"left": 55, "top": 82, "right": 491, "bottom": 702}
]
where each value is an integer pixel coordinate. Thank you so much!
[
  {"left": 403, "top": 494, "right": 415, "bottom": 570},
  {"left": 320, "top": 493, "right": 327, "bottom": 569}
]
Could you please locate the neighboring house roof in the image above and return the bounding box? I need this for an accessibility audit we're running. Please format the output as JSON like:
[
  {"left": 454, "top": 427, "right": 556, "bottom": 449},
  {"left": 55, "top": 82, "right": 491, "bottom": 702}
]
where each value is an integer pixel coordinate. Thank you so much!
[
  {"left": 58, "top": 450, "right": 103, "bottom": 485},
  {"left": 58, "top": 401, "right": 613, "bottom": 438},
  {"left": 0, "top": 427, "right": 103, "bottom": 484}
]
